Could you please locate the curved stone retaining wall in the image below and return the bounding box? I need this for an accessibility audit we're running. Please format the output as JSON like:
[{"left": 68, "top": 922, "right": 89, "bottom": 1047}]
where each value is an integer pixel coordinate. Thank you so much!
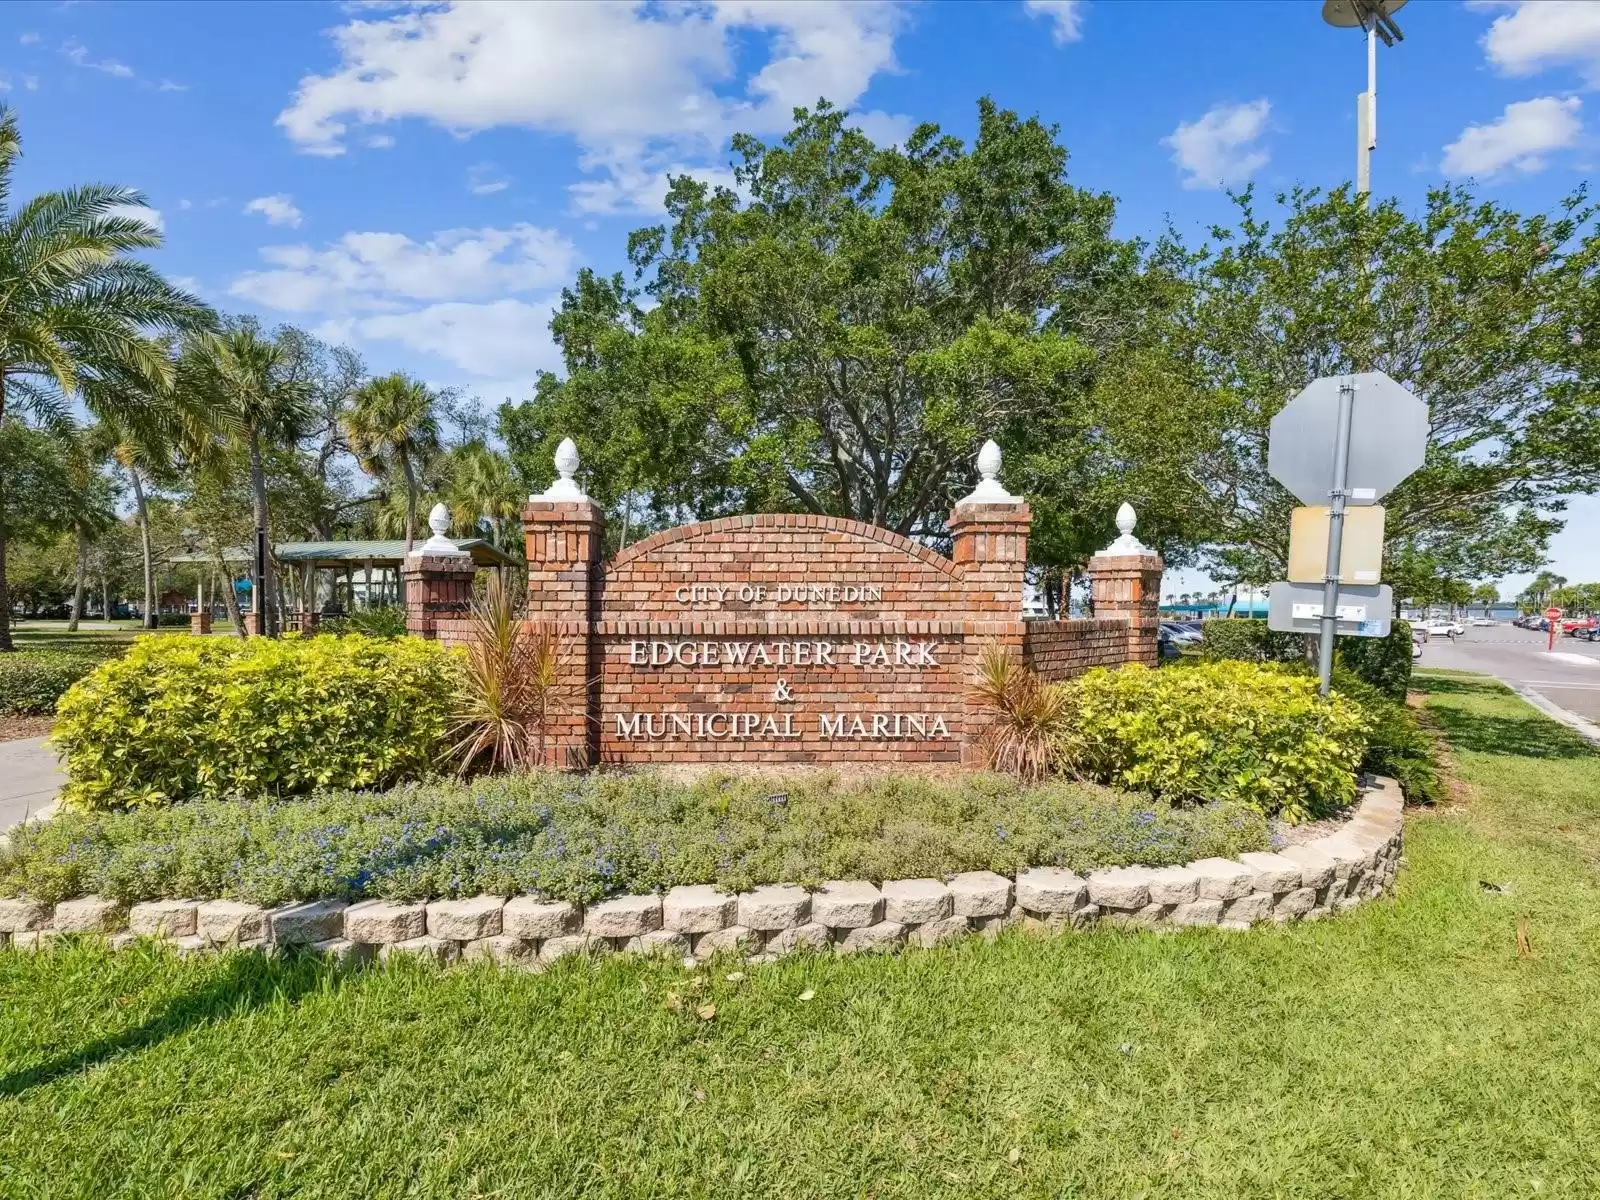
[{"left": 0, "top": 782, "right": 1403, "bottom": 963}]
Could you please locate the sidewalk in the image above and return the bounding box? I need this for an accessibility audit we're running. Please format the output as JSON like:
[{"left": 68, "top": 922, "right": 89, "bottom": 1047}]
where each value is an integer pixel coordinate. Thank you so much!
[{"left": 0, "top": 737, "right": 64, "bottom": 833}]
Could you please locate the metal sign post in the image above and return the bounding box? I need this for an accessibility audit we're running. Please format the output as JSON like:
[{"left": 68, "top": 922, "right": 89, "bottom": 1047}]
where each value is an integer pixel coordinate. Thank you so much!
[
  {"left": 1267, "top": 368, "right": 1428, "bottom": 695},
  {"left": 1316, "top": 380, "right": 1357, "bottom": 694},
  {"left": 254, "top": 526, "right": 269, "bottom": 638}
]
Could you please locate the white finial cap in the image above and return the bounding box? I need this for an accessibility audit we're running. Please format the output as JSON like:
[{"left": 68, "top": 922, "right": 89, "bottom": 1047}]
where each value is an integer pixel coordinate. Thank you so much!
[
  {"left": 1101, "top": 501, "right": 1154, "bottom": 555},
  {"left": 414, "top": 501, "right": 467, "bottom": 556},
  {"left": 536, "top": 436, "right": 587, "bottom": 501},
  {"left": 957, "top": 439, "right": 1020, "bottom": 505}
]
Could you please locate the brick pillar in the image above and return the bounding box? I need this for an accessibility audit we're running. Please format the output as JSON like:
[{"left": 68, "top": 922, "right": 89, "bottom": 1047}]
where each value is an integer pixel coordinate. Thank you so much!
[
  {"left": 190, "top": 612, "right": 212, "bottom": 636},
  {"left": 1087, "top": 504, "right": 1164, "bottom": 667},
  {"left": 402, "top": 553, "right": 476, "bottom": 646},
  {"left": 948, "top": 440, "right": 1033, "bottom": 767},
  {"left": 522, "top": 497, "right": 605, "bottom": 769},
  {"left": 244, "top": 611, "right": 263, "bottom": 637},
  {"left": 948, "top": 501, "right": 1032, "bottom": 611}
]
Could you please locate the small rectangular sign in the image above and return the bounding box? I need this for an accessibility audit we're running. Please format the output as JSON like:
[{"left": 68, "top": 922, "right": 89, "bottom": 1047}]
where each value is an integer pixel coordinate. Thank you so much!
[
  {"left": 1286, "top": 505, "right": 1386, "bottom": 585},
  {"left": 1267, "top": 582, "right": 1393, "bottom": 639}
]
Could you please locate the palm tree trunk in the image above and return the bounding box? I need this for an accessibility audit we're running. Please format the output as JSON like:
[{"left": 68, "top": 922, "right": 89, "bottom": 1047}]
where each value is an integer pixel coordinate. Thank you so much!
[
  {"left": 67, "top": 529, "right": 87, "bottom": 631},
  {"left": 401, "top": 449, "right": 418, "bottom": 552},
  {"left": 249, "top": 430, "right": 274, "bottom": 636},
  {"left": 129, "top": 466, "right": 157, "bottom": 631},
  {"left": 101, "top": 573, "right": 110, "bottom": 624},
  {"left": 215, "top": 549, "right": 245, "bottom": 639},
  {"left": 0, "top": 369, "right": 11, "bottom": 652}
]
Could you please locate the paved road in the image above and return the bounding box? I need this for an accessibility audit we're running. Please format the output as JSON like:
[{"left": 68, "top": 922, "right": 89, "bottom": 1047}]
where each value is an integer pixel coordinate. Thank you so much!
[
  {"left": 0, "top": 737, "right": 63, "bottom": 834},
  {"left": 1418, "top": 624, "right": 1600, "bottom": 736}
]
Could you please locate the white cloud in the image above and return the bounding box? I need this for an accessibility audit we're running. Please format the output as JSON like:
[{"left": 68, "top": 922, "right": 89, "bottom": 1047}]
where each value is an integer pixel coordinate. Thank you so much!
[
  {"left": 1481, "top": 1, "right": 1600, "bottom": 86},
  {"left": 61, "top": 39, "right": 134, "bottom": 78},
  {"left": 365, "top": 134, "right": 396, "bottom": 149},
  {"left": 277, "top": 0, "right": 910, "bottom": 213},
  {"left": 236, "top": 221, "right": 578, "bottom": 381},
  {"left": 325, "top": 299, "right": 564, "bottom": 378},
  {"left": 568, "top": 158, "right": 741, "bottom": 215},
  {"left": 467, "top": 162, "right": 510, "bottom": 196},
  {"left": 244, "top": 194, "right": 305, "bottom": 228},
  {"left": 1441, "top": 96, "right": 1583, "bottom": 178},
  {"left": 22, "top": 75, "right": 38, "bottom": 92},
  {"left": 1162, "top": 99, "right": 1272, "bottom": 190},
  {"left": 109, "top": 203, "right": 163, "bottom": 233},
  {"left": 158, "top": 79, "right": 187, "bottom": 93},
  {"left": 230, "top": 223, "right": 578, "bottom": 314},
  {"left": 19, "top": 32, "right": 41, "bottom": 47},
  {"left": 1023, "top": 0, "right": 1084, "bottom": 45}
]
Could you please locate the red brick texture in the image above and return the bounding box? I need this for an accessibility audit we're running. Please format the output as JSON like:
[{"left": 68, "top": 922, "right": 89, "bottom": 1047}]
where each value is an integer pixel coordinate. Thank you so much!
[
  {"left": 1086, "top": 551, "right": 1166, "bottom": 668},
  {"left": 402, "top": 555, "right": 477, "bottom": 648},
  {"left": 402, "top": 500, "right": 1164, "bottom": 768}
]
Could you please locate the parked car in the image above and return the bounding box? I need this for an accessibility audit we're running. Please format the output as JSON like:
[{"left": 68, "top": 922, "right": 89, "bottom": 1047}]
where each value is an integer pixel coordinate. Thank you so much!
[
  {"left": 1425, "top": 619, "right": 1465, "bottom": 638},
  {"left": 1159, "top": 621, "right": 1202, "bottom": 647},
  {"left": 1411, "top": 631, "right": 1424, "bottom": 659},
  {"left": 1470, "top": 617, "right": 1497, "bottom": 627},
  {"left": 1574, "top": 625, "right": 1600, "bottom": 643},
  {"left": 1561, "top": 617, "right": 1595, "bottom": 636}
]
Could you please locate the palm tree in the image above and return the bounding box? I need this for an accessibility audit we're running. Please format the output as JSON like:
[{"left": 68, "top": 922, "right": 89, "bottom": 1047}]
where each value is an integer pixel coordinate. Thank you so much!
[
  {"left": 345, "top": 372, "right": 442, "bottom": 551},
  {"left": 182, "top": 328, "right": 314, "bottom": 635},
  {"left": 0, "top": 105, "right": 212, "bottom": 649},
  {"left": 445, "top": 440, "right": 521, "bottom": 552}
]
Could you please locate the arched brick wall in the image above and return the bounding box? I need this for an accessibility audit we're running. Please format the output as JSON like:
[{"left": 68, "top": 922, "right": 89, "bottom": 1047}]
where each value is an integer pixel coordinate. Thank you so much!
[{"left": 408, "top": 452, "right": 1162, "bottom": 769}]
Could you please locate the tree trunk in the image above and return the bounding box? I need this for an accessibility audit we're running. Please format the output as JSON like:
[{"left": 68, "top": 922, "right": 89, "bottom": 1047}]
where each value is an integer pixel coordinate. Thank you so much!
[
  {"left": 249, "top": 430, "right": 274, "bottom": 636},
  {"left": 129, "top": 466, "right": 157, "bottom": 631},
  {"left": 216, "top": 549, "right": 245, "bottom": 639},
  {"left": 401, "top": 449, "right": 418, "bottom": 552},
  {"left": 0, "top": 369, "right": 11, "bottom": 652},
  {"left": 101, "top": 573, "right": 110, "bottom": 624},
  {"left": 67, "top": 529, "right": 87, "bottom": 631}
]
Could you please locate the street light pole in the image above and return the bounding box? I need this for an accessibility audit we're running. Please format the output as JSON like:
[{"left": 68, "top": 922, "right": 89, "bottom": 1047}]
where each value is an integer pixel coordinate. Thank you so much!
[
  {"left": 1324, "top": 0, "right": 1405, "bottom": 206},
  {"left": 1356, "top": 23, "right": 1375, "bottom": 200}
]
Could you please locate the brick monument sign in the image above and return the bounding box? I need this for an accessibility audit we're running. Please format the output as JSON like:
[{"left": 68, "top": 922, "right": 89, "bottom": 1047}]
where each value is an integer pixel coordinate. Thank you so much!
[{"left": 407, "top": 439, "right": 1163, "bottom": 768}]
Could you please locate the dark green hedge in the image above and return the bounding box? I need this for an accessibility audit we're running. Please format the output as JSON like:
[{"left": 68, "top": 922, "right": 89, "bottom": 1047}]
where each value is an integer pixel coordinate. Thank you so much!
[
  {"left": 1202, "top": 617, "right": 1413, "bottom": 700},
  {"left": 0, "top": 648, "right": 118, "bottom": 716},
  {"left": 1200, "top": 618, "right": 1305, "bottom": 664},
  {"left": 1338, "top": 620, "right": 1414, "bottom": 700}
]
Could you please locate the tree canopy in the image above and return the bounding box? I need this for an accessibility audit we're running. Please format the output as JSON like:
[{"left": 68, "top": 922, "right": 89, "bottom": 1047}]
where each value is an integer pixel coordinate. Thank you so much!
[
  {"left": 1151, "top": 183, "right": 1600, "bottom": 601},
  {"left": 502, "top": 100, "right": 1178, "bottom": 563}
]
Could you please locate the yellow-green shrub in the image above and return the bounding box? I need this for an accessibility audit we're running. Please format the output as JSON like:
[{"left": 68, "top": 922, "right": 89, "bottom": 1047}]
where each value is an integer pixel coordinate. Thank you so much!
[
  {"left": 52, "top": 634, "right": 457, "bottom": 810},
  {"left": 1058, "top": 660, "right": 1369, "bottom": 822}
]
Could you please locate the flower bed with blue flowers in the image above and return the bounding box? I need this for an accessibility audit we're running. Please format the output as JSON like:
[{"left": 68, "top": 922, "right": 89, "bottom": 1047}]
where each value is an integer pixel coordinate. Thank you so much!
[{"left": 0, "top": 771, "right": 1269, "bottom": 908}]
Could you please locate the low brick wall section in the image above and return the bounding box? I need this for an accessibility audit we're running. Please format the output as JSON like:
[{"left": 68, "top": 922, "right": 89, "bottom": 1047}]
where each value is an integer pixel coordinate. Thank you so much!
[
  {"left": 0, "top": 783, "right": 1405, "bottom": 964},
  {"left": 1021, "top": 617, "right": 1131, "bottom": 682}
]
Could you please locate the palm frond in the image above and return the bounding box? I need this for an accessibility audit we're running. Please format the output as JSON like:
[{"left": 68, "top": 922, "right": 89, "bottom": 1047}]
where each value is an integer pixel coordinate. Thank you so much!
[
  {"left": 449, "top": 573, "right": 570, "bottom": 775},
  {"left": 968, "top": 641, "right": 1073, "bottom": 781}
]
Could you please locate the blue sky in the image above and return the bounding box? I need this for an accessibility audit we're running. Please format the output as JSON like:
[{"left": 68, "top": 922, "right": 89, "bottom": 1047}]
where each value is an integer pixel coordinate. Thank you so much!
[{"left": 3, "top": 0, "right": 1597, "bottom": 593}]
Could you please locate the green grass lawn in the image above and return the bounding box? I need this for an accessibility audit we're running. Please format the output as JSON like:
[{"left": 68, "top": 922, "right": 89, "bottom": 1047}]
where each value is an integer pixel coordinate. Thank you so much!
[
  {"left": 2, "top": 671, "right": 1598, "bottom": 1198},
  {"left": 9, "top": 620, "right": 236, "bottom": 651}
]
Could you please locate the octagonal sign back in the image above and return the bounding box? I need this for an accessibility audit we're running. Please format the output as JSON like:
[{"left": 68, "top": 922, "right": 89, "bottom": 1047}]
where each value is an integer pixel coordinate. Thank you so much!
[{"left": 1268, "top": 372, "right": 1428, "bottom": 506}]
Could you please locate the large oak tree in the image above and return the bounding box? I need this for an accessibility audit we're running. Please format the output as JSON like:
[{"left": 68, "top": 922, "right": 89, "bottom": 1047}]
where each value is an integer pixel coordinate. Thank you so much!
[{"left": 501, "top": 100, "right": 1188, "bottom": 568}]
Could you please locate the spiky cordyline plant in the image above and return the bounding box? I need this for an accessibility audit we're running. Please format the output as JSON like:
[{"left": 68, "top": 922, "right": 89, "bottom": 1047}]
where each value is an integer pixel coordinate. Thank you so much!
[
  {"left": 968, "top": 641, "right": 1072, "bottom": 781},
  {"left": 449, "top": 571, "right": 568, "bottom": 775}
]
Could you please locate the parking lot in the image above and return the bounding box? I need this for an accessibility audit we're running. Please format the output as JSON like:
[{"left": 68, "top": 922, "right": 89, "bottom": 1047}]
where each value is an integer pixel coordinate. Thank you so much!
[{"left": 1416, "top": 623, "right": 1600, "bottom": 729}]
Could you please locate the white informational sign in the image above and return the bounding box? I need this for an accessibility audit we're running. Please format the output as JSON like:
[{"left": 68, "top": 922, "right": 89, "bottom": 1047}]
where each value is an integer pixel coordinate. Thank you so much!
[{"left": 1267, "top": 582, "right": 1393, "bottom": 639}]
